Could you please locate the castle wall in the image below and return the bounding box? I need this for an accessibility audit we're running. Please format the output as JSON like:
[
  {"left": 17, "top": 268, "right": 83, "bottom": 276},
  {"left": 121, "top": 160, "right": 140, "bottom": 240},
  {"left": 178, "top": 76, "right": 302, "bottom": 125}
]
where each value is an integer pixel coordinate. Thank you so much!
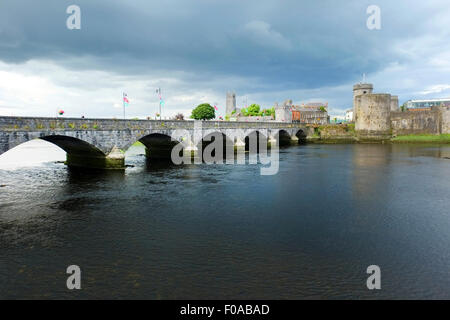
[
  {"left": 390, "top": 109, "right": 441, "bottom": 135},
  {"left": 442, "top": 108, "right": 450, "bottom": 134}
]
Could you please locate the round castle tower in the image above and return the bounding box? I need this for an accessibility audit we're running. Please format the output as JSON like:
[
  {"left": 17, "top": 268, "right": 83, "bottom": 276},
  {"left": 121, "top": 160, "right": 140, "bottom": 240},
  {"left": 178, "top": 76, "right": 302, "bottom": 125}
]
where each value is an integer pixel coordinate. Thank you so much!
[{"left": 353, "top": 83, "right": 373, "bottom": 121}]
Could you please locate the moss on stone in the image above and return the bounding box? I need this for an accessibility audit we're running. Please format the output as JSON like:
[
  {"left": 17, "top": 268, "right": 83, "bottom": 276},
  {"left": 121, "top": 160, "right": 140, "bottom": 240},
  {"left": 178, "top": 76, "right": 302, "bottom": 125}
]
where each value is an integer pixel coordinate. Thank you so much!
[{"left": 66, "top": 154, "right": 125, "bottom": 169}]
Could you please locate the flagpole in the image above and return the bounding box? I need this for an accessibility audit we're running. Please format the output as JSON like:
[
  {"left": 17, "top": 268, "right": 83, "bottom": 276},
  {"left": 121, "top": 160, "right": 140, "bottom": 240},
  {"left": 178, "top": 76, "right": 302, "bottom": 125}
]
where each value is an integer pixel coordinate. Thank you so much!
[
  {"left": 123, "top": 92, "right": 126, "bottom": 120},
  {"left": 159, "top": 88, "right": 162, "bottom": 120}
]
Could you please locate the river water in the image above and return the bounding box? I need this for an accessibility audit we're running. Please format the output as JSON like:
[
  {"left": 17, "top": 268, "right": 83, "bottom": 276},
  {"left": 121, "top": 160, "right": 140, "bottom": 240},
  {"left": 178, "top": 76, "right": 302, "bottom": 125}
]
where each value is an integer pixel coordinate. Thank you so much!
[{"left": 0, "top": 140, "right": 450, "bottom": 299}]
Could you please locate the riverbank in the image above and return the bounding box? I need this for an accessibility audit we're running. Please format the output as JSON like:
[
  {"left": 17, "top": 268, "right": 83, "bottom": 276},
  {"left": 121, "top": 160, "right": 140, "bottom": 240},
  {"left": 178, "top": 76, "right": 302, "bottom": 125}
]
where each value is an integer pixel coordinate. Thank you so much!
[
  {"left": 306, "top": 124, "right": 450, "bottom": 144},
  {"left": 391, "top": 134, "right": 450, "bottom": 144}
]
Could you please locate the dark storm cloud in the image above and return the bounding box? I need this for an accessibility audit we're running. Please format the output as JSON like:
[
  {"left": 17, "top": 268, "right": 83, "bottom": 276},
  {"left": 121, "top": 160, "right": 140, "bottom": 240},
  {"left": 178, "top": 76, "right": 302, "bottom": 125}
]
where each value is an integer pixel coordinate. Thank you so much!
[{"left": 0, "top": 0, "right": 449, "bottom": 97}]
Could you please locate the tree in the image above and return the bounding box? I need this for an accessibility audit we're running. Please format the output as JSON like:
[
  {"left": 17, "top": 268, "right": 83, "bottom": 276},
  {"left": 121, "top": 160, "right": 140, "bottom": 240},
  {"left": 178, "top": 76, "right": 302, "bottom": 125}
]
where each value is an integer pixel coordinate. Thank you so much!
[
  {"left": 247, "top": 104, "right": 261, "bottom": 116},
  {"left": 241, "top": 104, "right": 261, "bottom": 116},
  {"left": 174, "top": 113, "right": 184, "bottom": 120},
  {"left": 190, "top": 103, "right": 216, "bottom": 120},
  {"left": 262, "top": 107, "right": 275, "bottom": 117}
]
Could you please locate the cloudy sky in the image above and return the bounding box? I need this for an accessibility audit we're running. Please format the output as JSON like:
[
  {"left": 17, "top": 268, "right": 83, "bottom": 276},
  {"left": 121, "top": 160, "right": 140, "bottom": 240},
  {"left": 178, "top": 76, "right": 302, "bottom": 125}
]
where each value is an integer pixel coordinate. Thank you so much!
[{"left": 0, "top": 0, "right": 449, "bottom": 119}]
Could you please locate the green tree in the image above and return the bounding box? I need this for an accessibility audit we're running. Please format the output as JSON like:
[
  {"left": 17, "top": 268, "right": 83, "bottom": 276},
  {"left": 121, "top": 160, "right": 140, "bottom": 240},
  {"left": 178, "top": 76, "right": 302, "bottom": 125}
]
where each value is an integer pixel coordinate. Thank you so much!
[
  {"left": 247, "top": 104, "right": 261, "bottom": 116},
  {"left": 190, "top": 103, "right": 216, "bottom": 120}
]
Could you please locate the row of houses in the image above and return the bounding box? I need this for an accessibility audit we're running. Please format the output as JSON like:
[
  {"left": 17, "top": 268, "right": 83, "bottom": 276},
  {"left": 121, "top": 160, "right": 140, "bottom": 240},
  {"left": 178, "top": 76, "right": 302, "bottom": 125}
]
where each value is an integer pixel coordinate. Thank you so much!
[{"left": 274, "top": 100, "right": 329, "bottom": 124}]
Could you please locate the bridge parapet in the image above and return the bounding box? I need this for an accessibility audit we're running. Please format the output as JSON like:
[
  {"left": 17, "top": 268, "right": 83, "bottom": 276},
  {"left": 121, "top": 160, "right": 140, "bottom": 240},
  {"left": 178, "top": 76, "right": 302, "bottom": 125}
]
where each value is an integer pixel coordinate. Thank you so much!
[{"left": 0, "top": 116, "right": 307, "bottom": 132}]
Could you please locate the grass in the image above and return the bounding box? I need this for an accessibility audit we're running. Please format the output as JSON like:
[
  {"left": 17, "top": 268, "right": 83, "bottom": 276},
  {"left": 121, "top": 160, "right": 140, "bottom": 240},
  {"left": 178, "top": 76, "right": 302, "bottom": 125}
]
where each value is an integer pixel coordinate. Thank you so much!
[{"left": 392, "top": 134, "right": 450, "bottom": 143}]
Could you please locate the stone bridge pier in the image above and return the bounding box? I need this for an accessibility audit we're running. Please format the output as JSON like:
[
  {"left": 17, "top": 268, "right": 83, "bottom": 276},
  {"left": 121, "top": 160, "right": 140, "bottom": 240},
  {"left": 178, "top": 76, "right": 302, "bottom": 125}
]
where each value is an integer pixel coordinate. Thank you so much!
[{"left": 0, "top": 117, "right": 311, "bottom": 170}]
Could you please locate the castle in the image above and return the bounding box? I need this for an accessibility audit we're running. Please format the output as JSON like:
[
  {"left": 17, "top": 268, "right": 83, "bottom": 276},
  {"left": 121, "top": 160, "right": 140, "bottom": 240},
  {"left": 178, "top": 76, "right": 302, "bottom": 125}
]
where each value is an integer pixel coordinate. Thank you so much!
[{"left": 353, "top": 83, "right": 449, "bottom": 140}]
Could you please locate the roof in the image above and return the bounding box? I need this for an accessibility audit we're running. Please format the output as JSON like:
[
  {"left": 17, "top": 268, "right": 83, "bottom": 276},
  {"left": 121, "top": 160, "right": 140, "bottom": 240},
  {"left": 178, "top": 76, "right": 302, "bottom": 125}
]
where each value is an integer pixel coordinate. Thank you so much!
[{"left": 407, "top": 98, "right": 450, "bottom": 103}]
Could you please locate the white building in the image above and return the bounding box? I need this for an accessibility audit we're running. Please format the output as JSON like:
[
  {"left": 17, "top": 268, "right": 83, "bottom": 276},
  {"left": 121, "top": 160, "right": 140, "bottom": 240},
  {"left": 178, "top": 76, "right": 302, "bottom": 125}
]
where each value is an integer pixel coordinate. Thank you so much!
[
  {"left": 405, "top": 98, "right": 450, "bottom": 109},
  {"left": 345, "top": 109, "right": 353, "bottom": 122}
]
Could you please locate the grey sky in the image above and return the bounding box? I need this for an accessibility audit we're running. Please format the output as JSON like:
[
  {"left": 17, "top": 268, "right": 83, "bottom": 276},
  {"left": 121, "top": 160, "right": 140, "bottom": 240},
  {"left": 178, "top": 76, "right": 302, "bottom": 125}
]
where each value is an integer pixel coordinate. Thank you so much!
[{"left": 0, "top": 0, "right": 449, "bottom": 118}]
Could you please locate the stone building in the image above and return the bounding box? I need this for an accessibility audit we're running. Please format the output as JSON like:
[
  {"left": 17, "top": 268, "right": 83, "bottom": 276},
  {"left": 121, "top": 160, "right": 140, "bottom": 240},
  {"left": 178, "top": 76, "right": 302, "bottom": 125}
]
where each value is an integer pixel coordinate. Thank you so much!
[
  {"left": 274, "top": 100, "right": 293, "bottom": 122},
  {"left": 226, "top": 92, "right": 236, "bottom": 115},
  {"left": 352, "top": 83, "right": 373, "bottom": 121},
  {"left": 355, "top": 93, "right": 392, "bottom": 140}
]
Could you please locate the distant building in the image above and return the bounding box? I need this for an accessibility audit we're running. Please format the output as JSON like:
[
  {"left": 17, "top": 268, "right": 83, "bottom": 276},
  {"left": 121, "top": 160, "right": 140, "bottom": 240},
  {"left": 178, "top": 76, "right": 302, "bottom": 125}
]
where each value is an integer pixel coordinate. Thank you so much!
[
  {"left": 291, "top": 103, "right": 329, "bottom": 125},
  {"left": 298, "top": 102, "right": 328, "bottom": 111},
  {"left": 226, "top": 92, "right": 236, "bottom": 115},
  {"left": 345, "top": 109, "right": 353, "bottom": 122},
  {"left": 329, "top": 115, "right": 346, "bottom": 124},
  {"left": 275, "top": 100, "right": 293, "bottom": 123},
  {"left": 406, "top": 98, "right": 450, "bottom": 110}
]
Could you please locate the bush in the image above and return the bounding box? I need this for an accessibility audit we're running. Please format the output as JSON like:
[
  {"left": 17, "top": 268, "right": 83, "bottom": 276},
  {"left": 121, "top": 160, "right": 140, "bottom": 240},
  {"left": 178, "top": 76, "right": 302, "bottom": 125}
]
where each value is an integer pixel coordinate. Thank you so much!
[
  {"left": 262, "top": 107, "right": 275, "bottom": 117},
  {"left": 247, "top": 104, "right": 261, "bottom": 116},
  {"left": 190, "top": 103, "right": 215, "bottom": 120},
  {"left": 240, "top": 104, "right": 261, "bottom": 117},
  {"left": 174, "top": 113, "right": 184, "bottom": 120}
]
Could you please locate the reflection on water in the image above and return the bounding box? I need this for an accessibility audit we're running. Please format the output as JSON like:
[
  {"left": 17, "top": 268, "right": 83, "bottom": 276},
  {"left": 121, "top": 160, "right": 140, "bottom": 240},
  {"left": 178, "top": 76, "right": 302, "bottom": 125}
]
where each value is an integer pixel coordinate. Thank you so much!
[
  {"left": 1, "top": 140, "right": 450, "bottom": 299},
  {"left": 0, "top": 139, "right": 66, "bottom": 169}
]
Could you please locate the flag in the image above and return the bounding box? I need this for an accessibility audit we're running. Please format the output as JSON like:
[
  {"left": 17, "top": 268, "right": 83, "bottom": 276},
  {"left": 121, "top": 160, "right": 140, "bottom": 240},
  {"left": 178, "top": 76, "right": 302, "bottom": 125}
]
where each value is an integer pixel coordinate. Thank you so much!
[
  {"left": 214, "top": 105, "right": 218, "bottom": 111},
  {"left": 159, "top": 99, "right": 164, "bottom": 107},
  {"left": 123, "top": 93, "right": 129, "bottom": 106},
  {"left": 58, "top": 110, "right": 64, "bottom": 115}
]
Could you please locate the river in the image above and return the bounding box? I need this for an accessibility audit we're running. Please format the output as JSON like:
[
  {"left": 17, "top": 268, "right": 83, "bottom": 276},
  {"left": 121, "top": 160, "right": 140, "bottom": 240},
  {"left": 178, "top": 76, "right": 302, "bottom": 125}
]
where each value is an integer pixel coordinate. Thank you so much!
[{"left": 1, "top": 140, "right": 450, "bottom": 299}]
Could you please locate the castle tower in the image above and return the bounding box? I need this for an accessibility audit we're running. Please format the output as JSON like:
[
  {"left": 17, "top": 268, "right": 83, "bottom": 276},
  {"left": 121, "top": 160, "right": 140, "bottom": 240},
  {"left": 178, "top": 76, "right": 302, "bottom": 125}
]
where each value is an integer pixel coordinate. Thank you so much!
[
  {"left": 353, "top": 83, "right": 373, "bottom": 121},
  {"left": 226, "top": 92, "right": 236, "bottom": 115},
  {"left": 355, "top": 93, "right": 391, "bottom": 140}
]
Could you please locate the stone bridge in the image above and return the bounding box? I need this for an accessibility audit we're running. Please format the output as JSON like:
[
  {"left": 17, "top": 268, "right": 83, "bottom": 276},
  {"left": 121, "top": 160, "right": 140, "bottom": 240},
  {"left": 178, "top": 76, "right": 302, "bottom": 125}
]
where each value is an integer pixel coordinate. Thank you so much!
[{"left": 0, "top": 116, "right": 311, "bottom": 169}]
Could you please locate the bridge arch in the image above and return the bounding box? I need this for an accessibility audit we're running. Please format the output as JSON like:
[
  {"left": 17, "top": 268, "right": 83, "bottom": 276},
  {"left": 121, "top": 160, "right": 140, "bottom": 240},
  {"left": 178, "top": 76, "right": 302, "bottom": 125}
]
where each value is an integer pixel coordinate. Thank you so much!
[
  {"left": 197, "top": 131, "right": 235, "bottom": 161},
  {"left": 244, "top": 130, "right": 268, "bottom": 152},
  {"left": 276, "top": 129, "right": 292, "bottom": 146},
  {"left": 295, "top": 129, "right": 307, "bottom": 143},
  {"left": 40, "top": 135, "right": 105, "bottom": 157},
  {"left": 0, "top": 133, "right": 122, "bottom": 169},
  {"left": 0, "top": 133, "right": 106, "bottom": 157},
  {"left": 137, "top": 132, "right": 182, "bottom": 161}
]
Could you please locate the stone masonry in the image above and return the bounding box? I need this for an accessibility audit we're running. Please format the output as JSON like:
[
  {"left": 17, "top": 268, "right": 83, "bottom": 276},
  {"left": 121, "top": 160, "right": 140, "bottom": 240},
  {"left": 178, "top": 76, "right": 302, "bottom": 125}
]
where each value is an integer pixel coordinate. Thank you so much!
[{"left": 0, "top": 116, "right": 310, "bottom": 169}]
